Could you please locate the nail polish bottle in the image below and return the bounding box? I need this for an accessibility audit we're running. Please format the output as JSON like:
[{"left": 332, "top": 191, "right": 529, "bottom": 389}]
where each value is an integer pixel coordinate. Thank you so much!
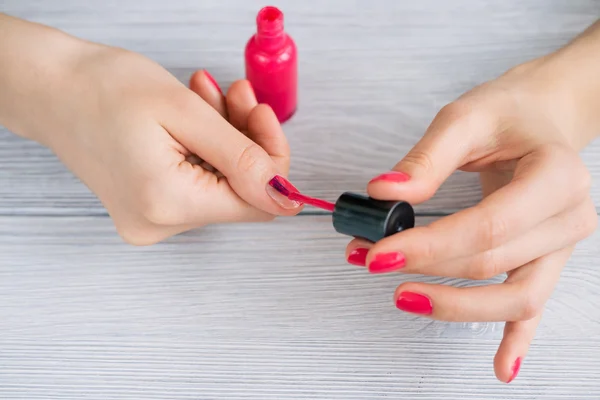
[
  {"left": 245, "top": 6, "right": 297, "bottom": 123},
  {"left": 332, "top": 193, "right": 415, "bottom": 243}
]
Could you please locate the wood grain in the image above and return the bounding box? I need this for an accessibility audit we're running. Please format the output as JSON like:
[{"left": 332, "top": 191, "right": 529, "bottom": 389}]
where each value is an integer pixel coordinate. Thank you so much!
[
  {"left": 0, "top": 215, "right": 599, "bottom": 398},
  {"left": 2, "top": 338, "right": 600, "bottom": 399},
  {"left": 2, "top": 2, "right": 600, "bottom": 398},
  {"left": 1, "top": 0, "right": 599, "bottom": 215}
]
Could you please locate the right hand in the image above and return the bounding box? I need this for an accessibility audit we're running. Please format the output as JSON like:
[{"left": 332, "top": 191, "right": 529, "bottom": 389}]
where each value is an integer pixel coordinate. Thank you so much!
[{"left": 28, "top": 42, "right": 302, "bottom": 244}]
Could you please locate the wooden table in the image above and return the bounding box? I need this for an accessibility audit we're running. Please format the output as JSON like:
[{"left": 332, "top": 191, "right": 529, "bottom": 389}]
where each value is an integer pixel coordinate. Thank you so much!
[{"left": 1, "top": 1, "right": 599, "bottom": 398}]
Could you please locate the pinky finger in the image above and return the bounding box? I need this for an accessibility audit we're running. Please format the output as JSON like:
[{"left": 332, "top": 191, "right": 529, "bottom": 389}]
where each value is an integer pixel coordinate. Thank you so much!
[{"left": 494, "top": 316, "right": 540, "bottom": 383}]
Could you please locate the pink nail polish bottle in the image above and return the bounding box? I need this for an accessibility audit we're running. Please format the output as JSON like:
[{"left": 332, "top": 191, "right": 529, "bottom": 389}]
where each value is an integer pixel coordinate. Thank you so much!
[{"left": 245, "top": 6, "right": 297, "bottom": 123}]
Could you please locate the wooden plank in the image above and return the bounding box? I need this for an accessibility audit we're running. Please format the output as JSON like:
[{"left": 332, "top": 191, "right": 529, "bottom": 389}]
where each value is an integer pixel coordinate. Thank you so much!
[
  {"left": 2, "top": 338, "right": 600, "bottom": 399},
  {"left": 0, "top": 215, "right": 598, "bottom": 340},
  {"left": 1, "top": 0, "right": 599, "bottom": 215},
  {"left": 0, "top": 215, "right": 599, "bottom": 398}
]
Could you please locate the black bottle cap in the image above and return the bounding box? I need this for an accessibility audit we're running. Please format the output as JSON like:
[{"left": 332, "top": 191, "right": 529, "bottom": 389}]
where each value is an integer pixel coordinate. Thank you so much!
[{"left": 332, "top": 192, "right": 415, "bottom": 243}]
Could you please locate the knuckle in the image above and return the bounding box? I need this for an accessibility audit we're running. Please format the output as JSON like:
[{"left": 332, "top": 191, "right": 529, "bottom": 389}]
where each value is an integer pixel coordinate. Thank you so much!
[
  {"left": 235, "top": 142, "right": 267, "bottom": 174},
  {"left": 576, "top": 165, "right": 593, "bottom": 196},
  {"left": 436, "top": 101, "right": 475, "bottom": 125},
  {"left": 478, "top": 210, "right": 509, "bottom": 251},
  {"left": 416, "top": 226, "right": 437, "bottom": 263},
  {"left": 577, "top": 202, "right": 599, "bottom": 239},
  {"left": 434, "top": 99, "right": 493, "bottom": 133},
  {"left": 467, "top": 250, "right": 500, "bottom": 280},
  {"left": 545, "top": 144, "right": 591, "bottom": 197},
  {"left": 517, "top": 291, "right": 543, "bottom": 321},
  {"left": 401, "top": 149, "right": 435, "bottom": 175},
  {"left": 171, "top": 91, "right": 200, "bottom": 116},
  {"left": 141, "top": 202, "right": 173, "bottom": 226},
  {"left": 138, "top": 181, "right": 180, "bottom": 226}
]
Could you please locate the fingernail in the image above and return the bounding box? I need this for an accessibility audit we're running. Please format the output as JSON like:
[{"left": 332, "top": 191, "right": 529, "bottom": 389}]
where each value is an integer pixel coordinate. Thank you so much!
[
  {"left": 266, "top": 175, "right": 301, "bottom": 209},
  {"left": 368, "top": 252, "right": 405, "bottom": 273},
  {"left": 347, "top": 248, "right": 369, "bottom": 266},
  {"left": 395, "top": 292, "right": 433, "bottom": 315},
  {"left": 204, "top": 70, "right": 222, "bottom": 94},
  {"left": 507, "top": 357, "right": 522, "bottom": 384},
  {"left": 369, "top": 171, "right": 410, "bottom": 184}
]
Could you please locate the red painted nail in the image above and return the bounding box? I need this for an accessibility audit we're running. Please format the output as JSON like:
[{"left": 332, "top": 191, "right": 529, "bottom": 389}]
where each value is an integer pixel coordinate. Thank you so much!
[
  {"left": 507, "top": 357, "right": 522, "bottom": 383},
  {"left": 204, "top": 70, "right": 222, "bottom": 94},
  {"left": 369, "top": 171, "right": 410, "bottom": 184},
  {"left": 347, "top": 248, "right": 368, "bottom": 266},
  {"left": 266, "top": 175, "right": 301, "bottom": 210},
  {"left": 395, "top": 292, "right": 433, "bottom": 315},
  {"left": 368, "top": 252, "right": 405, "bottom": 273}
]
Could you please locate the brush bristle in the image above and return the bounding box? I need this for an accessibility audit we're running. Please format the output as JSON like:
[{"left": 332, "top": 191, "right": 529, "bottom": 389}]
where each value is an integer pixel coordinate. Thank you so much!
[{"left": 268, "top": 176, "right": 291, "bottom": 196}]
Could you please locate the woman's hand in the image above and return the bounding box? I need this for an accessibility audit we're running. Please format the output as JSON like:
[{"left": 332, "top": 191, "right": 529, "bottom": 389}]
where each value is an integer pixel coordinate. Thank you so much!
[
  {"left": 54, "top": 51, "right": 301, "bottom": 245},
  {"left": 345, "top": 22, "right": 600, "bottom": 383},
  {"left": 0, "top": 14, "right": 302, "bottom": 245}
]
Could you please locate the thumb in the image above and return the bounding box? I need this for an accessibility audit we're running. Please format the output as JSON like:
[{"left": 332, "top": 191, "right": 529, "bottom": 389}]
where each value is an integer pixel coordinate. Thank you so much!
[
  {"left": 164, "top": 91, "right": 301, "bottom": 216},
  {"left": 367, "top": 102, "right": 495, "bottom": 204}
]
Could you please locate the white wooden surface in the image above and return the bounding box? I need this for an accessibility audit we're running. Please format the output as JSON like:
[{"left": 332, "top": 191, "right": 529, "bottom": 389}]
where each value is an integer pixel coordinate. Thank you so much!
[
  {"left": 1, "top": 216, "right": 600, "bottom": 399},
  {"left": 1, "top": 0, "right": 600, "bottom": 214},
  {"left": 1, "top": 1, "right": 600, "bottom": 399}
]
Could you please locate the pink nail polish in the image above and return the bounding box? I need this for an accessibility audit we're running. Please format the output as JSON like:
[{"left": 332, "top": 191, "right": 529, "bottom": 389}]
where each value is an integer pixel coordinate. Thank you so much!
[
  {"left": 369, "top": 171, "right": 410, "bottom": 184},
  {"left": 204, "top": 70, "right": 222, "bottom": 94},
  {"left": 368, "top": 252, "right": 405, "bottom": 273},
  {"left": 266, "top": 175, "right": 301, "bottom": 210},
  {"left": 507, "top": 357, "right": 522, "bottom": 383},
  {"left": 395, "top": 292, "right": 433, "bottom": 315},
  {"left": 347, "top": 248, "right": 368, "bottom": 266},
  {"left": 268, "top": 175, "right": 335, "bottom": 212},
  {"left": 245, "top": 6, "right": 297, "bottom": 123}
]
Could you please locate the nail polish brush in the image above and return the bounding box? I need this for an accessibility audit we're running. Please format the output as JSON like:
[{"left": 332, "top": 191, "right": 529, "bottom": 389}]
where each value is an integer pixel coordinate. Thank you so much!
[{"left": 269, "top": 176, "right": 415, "bottom": 243}]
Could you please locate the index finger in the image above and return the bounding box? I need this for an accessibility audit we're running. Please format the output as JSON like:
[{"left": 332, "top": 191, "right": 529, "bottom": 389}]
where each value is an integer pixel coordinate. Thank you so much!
[{"left": 163, "top": 90, "right": 301, "bottom": 216}]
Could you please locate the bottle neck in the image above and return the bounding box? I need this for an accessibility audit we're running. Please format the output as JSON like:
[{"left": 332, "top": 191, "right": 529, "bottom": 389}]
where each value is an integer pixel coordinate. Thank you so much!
[{"left": 255, "top": 6, "right": 286, "bottom": 50}]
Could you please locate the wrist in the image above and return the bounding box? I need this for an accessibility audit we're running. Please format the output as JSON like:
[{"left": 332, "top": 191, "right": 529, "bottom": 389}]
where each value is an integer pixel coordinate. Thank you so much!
[
  {"left": 499, "top": 20, "right": 600, "bottom": 152},
  {"left": 535, "top": 21, "right": 600, "bottom": 151},
  {"left": 0, "top": 14, "right": 90, "bottom": 146}
]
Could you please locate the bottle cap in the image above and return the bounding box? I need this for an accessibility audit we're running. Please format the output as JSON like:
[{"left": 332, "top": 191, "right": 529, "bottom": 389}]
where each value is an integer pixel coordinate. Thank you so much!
[{"left": 332, "top": 192, "right": 415, "bottom": 243}]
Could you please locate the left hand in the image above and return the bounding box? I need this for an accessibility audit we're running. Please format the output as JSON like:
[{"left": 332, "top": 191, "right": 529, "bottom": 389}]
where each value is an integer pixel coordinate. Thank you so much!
[{"left": 343, "top": 55, "right": 598, "bottom": 383}]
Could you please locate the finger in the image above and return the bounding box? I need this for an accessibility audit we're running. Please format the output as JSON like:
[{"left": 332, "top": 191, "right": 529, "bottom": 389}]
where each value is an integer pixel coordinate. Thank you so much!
[
  {"left": 179, "top": 161, "right": 274, "bottom": 224},
  {"left": 226, "top": 80, "right": 258, "bottom": 132},
  {"left": 367, "top": 100, "right": 501, "bottom": 204},
  {"left": 157, "top": 156, "right": 277, "bottom": 224},
  {"left": 494, "top": 316, "right": 540, "bottom": 383},
  {"left": 392, "top": 247, "right": 572, "bottom": 322},
  {"left": 345, "top": 238, "right": 374, "bottom": 266},
  {"left": 367, "top": 144, "right": 588, "bottom": 271},
  {"left": 189, "top": 70, "right": 227, "bottom": 118},
  {"left": 164, "top": 92, "right": 301, "bottom": 215},
  {"left": 247, "top": 104, "right": 291, "bottom": 173},
  {"left": 391, "top": 196, "right": 597, "bottom": 279}
]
